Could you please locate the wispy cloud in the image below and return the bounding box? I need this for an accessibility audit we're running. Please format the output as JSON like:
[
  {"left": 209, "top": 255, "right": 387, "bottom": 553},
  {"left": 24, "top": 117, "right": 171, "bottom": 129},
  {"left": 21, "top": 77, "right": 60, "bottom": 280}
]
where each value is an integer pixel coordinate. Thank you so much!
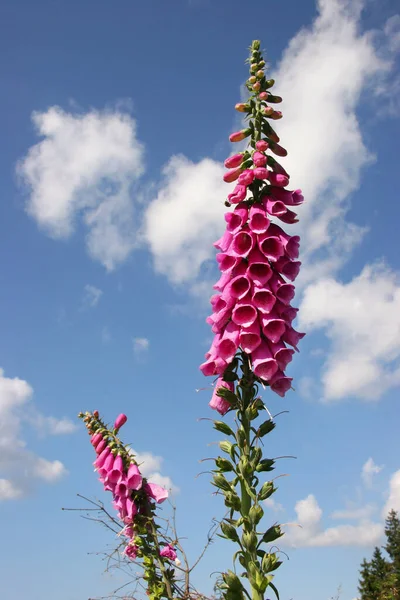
[
  {"left": 82, "top": 284, "right": 103, "bottom": 309},
  {"left": 133, "top": 337, "right": 150, "bottom": 356}
]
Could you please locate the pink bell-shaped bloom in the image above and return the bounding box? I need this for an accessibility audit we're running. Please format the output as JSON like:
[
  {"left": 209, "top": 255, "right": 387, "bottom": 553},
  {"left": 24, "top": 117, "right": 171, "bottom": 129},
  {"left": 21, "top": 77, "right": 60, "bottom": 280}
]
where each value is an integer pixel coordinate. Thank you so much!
[
  {"left": 269, "top": 173, "right": 289, "bottom": 187},
  {"left": 230, "top": 229, "right": 255, "bottom": 258},
  {"left": 238, "top": 169, "right": 255, "bottom": 186},
  {"left": 127, "top": 464, "right": 143, "bottom": 491},
  {"left": 263, "top": 197, "right": 288, "bottom": 217},
  {"left": 271, "top": 187, "right": 304, "bottom": 206},
  {"left": 225, "top": 204, "right": 248, "bottom": 234},
  {"left": 268, "top": 275, "right": 296, "bottom": 305},
  {"left": 267, "top": 224, "right": 300, "bottom": 260},
  {"left": 224, "top": 153, "right": 243, "bottom": 169},
  {"left": 252, "top": 341, "right": 279, "bottom": 381},
  {"left": 145, "top": 482, "right": 169, "bottom": 504},
  {"left": 249, "top": 205, "right": 270, "bottom": 235},
  {"left": 114, "top": 413, "right": 127, "bottom": 431},
  {"left": 282, "top": 326, "right": 306, "bottom": 351},
  {"left": 125, "top": 497, "right": 138, "bottom": 519},
  {"left": 247, "top": 249, "right": 273, "bottom": 286},
  {"left": 222, "top": 274, "right": 251, "bottom": 300},
  {"left": 115, "top": 479, "right": 129, "bottom": 498},
  {"left": 239, "top": 321, "right": 262, "bottom": 354},
  {"left": 255, "top": 140, "right": 269, "bottom": 151},
  {"left": 216, "top": 253, "right": 238, "bottom": 273},
  {"left": 276, "top": 303, "right": 298, "bottom": 324},
  {"left": 216, "top": 321, "right": 240, "bottom": 362},
  {"left": 232, "top": 300, "right": 258, "bottom": 327},
  {"left": 94, "top": 446, "right": 111, "bottom": 469},
  {"left": 274, "top": 257, "right": 301, "bottom": 281},
  {"left": 252, "top": 287, "right": 276, "bottom": 314},
  {"left": 213, "top": 269, "right": 233, "bottom": 292},
  {"left": 210, "top": 294, "right": 225, "bottom": 311},
  {"left": 253, "top": 151, "right": 267, "bottom": 167},
  {"left": 228, "top": 184, "right": 247, "bottom": 204},
  {"left": 267, "top": 340, "right": 295, "bottom": 371},
  {"left": 124, "top": 544, "right": 139, "bottom": 560},
  {"left": 199, "top": 354, "right": 227, "bottom": 376},
  {"left": 98, "top": 452, "right": 115, "bottom": 480},
  {"left": 160, "top": 545, "right": 177, "bottom": 561},
  {"left": 209, "top": 378, "right": 234, "bottom": 415},
  {"left": 258, "top": 234, "right": 285, "bottom": 262},
  {"left": 261, "top": 314, "right": 286, "bottom": 343},
  {"left": 277, "top": 208, "right": 299, "bottom": 224},
  {"left": 108, "top": 455, "right": 125, "bottom": 484},
  {"left": 253, "top": 167, "right": 270, "bottom": 180},
  {"left": 209, "top": 306, "right": 232, "bottom": 333},
  {"left": 214, "top": 230, "right": 233, "bottom": 252},
  {"left": 269, "top": 142, "right": 287, "bottom": 157},
  {"left": 223, "top": 167, "right": 242, "bottom": 183},
  {"left": 269, "top": 370, "right": 293, "bottom": 397},
  {"left": 123, "top": 525, "right": 135, "bottom": 539}
]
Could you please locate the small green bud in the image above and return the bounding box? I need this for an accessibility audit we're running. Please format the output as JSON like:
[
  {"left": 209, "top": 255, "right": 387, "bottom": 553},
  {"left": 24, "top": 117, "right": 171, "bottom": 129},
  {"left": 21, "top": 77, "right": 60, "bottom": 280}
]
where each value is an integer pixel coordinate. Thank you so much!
[
  {"left": 242, "top": 531, "right": 258, "bottom": 552},
  {"left": 212, "top": 473, "right": 232, "bottom": 492},
  {"left": 258, "top": 481, "right": 275, "bottom": 501},
  {"left": 249, "top": 76, "right": 257, "bottom": 84},
  {"left": 250, "top": 63, "right": 258, "bottom": 73},
  {"left": 249, "top": 504, "right": 264, "bottom": 526},
  {"left": 262, "top": 524, "right": 283, "bottom": 543},
  {"left": 215, "top": 457, "right": 235, "bottom": 472},
  {"left": 223, "top": 570, "right": 243, "bottom": 591},
  {"left": 258, "top": 419, "right": 276, "bottom": 437},
  {"left": 219, "top": 440, "right": 234, "bottom": 455},
  {"left": 256, "top": 70, "right": 264, "bottom": 79},
  {"left": 214, "top": 421, "right": 235, "bottom": 437},
  {"left": 224, "top": 492, "right": 241, "bottom": 511},
  {"left": 256, "top": 458, "right": 275, "bottom": 473},
  {"left": 220, "top": 521, "right": 240, "bottom": 542}
]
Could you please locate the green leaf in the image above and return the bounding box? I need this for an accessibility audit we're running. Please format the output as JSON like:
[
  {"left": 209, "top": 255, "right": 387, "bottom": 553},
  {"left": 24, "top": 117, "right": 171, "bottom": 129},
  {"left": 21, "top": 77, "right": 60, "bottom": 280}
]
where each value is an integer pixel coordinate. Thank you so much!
[
  {"left": 223, "top": 370, "right": 238, "bottom": 382},
  {"left": 217, "top": 387, "right": 238, "bottom": 406},
  {"left": 214, "top": 421, "right": 235, "bottom": 437},
  {"left": 269, "top": 581, "right": 280, "bottom": 600},
  {"left": 258, "top": 482, "right": 275, "bottom": 501},
  {"left": 261, "top": 525, "right": 283, "bottom": 544},
  {"left": 220, "top": 521, "right": 240, "bottom": 542}
]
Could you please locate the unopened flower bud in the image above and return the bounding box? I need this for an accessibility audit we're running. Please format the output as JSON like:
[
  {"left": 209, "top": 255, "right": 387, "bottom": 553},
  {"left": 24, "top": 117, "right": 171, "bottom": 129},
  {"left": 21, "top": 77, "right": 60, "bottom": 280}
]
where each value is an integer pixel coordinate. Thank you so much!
[
  {"left": 224, "top": 153, "right": 243, "bottom": 168},
  {"left": 256, "top": 140, "right": 269, "bottom": 151},
  {"left": 268, "top": 94, "right": 282, "bottom": 103},
  {"left": 253, "top": 82, "right": 261, "bottom": 91},
  {"left": 249, "top": 76, "right": 257, "bottom": 84},
  {"left": 93, "top": 410, "right": 99, "bottom": 418},
  {"left": 223, "top": 167, "right": 242, "bottom": 183},
  {"left": 264, "top": 106, "right": 274, "bottom": 116},
  {"left": 265, "top": 78, "right": 275, "bottom": 88},
  {"left": 114, "top": 413, "right": 128, "bottom": 431},
  {"left": 270, "top": 111, "right": 283, "bottom": 120},
  {"left": 259, "top": 92, "right": 268, "bottom": 100},
  {"left": 235, "top": 103, "right": 248, "bottom": 113},
  {"left": 269, "top": 142, "right": 288, "bottom": 157},
  {"left": 229, "top": 128, "right": 251, "bottom": 143},
  {"left": 256, "top": 70, "right": 264, "bottom": 78},
  {"left": 258, "top": 60, "right": 266, "bottom": 68},
  {"left": 250, "top": 63, "right": 258, "bottom": 73}
]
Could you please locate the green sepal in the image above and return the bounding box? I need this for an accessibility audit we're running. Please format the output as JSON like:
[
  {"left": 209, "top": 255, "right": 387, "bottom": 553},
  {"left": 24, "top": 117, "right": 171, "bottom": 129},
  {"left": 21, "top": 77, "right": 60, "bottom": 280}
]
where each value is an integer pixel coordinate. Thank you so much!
[
  {"left": 224, "top": 492, "right": 241, "bottom": 511},
  {"left": 258, "top": 481, "right": 275, "bottom": 501},
  {"left": 216, "top": 387, "right": 238, "bottom": 406},
  {"left": 242, "top": 531, "right": 258, "bottom": 552},
  {"left": 212, "top": 473, "right": 232, "bottom": 492},
  {"left": 220, "top": 521, "right": 240, "bottom": 542},
  {"left": 249, "top": 504, "right": 264, "bottom": 526},
  {"left": 219, "top": 440, "right": 234, "bottom": 455},
  {"left": 257, "top": 419, "right": 276, "bottom": 437},
  {"left": 256, "top": 458, "right": 275, "bottom": 472},
  {"left": 261, "top": 524, "right": 283, "bottom": 544},
  {"left": 215, "top": 457, "right": 235, "bottom": 472},
  {"left": 269, "top": 581, "right": 280, "bottom": 600}
]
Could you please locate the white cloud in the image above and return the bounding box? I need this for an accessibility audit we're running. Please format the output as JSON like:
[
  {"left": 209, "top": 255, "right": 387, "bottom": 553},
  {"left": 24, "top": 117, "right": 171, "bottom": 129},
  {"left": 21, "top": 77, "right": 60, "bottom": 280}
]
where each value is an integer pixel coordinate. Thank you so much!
[
  {"left": 133, "top": 337, "right": 150, "bottom": 356},
  {"left": 0, "top": 368, "right": 71, "bottom": 499},
  {"left": 17, "top": 106, "right": 144, "bottom": 270},
  {"left": 382, "top": 470, "right": 400, "bottom": 517},
  {"left": 30, "top": 414, "right": 78, "bottom": 436},
  {"left": 143, "top": 156, "right": 226, "bottom": 284},
  {"left": 362, "top": 457, "right": 384, "bottom": 488},
  {"left": 331, "top": 504, "right": 376, "bottom": 520},
  {"left": 299, "top": 263, "right": 400, "bottom": 401},
  {"left": 285, "top": 493, "right": 383, "bottom": 548},
  {"left": 0, "top": 479, "right": 23, "bottom": 500},
  {"left": 264, "top": 497, "right": 284, "bottom": 512},
  {"left": 82, "top": 284, "right": 103, "bottom": 308},
  {"left": 131, "top": 449, "right": 179, "bottom": 495}
]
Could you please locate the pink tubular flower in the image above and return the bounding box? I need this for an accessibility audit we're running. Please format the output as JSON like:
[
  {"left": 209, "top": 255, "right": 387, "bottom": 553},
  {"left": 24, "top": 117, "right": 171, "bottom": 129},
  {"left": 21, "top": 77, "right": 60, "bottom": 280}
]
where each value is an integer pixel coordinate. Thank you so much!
[
  {"left": 230, "top": 229, "right": 255, "bottom": 258},
  {"left": 108, "top": 455, "right": 125, "bottom": 484},
  {"left": 91, "top": 433, "right": 103, "bottom": 448},
  {"left": 145, "top": 482, "right": 169, "bottom": 504},
  {"left": 239, "top": 321, "right": 262, "bottom": 354},
  {"left": 255, "top": 139, "right": 269, "bottom": 151},
  {"left": 223, "top": 167, "right": 242, "bottom": 183},
  {"left": 124, "top": 544, "right": 139, "bottom": 560},
  {"left": 238, "top": 169, "right": 255, "bottom": 186},
  {"left": 269, "top": 172, "right": 289, "bottom": 187},
  {"left": 252, "top": 341, "right": 279, "bottom": 381},
  {"left": 114, "top": 414, "right": 128, "bottom": 431},
  {"left": 225, "top": 204, "right": 248, "bottom": 234},
  {"left": 228, "top": 184, "right": 247, "bottom": 204},
  {"left": 249, "top": 205, "right": 270, "bottom": 234},
  {"left": 127, "top": 463, "right": 143, "bottom": 491},
  {"left": 216, "top": 321, "right": 240, "bottom": 362},
  {"left": 224, "top": 153, "right": 243, "bottom": 168},
  {"left": 253, "top": 151, "right": 267, "bottom": 167},
  {"left": 269, "top": 370, "right": 293, "bottom": 397},
  {"left": 253, "top": 167, "right": 270, "bottom": 180},
  {"left": 160, "top": 545, "right": 177, "bottom": 561},
  {"left": 209, "top": 378, "right": 234, "bottom": 415}
]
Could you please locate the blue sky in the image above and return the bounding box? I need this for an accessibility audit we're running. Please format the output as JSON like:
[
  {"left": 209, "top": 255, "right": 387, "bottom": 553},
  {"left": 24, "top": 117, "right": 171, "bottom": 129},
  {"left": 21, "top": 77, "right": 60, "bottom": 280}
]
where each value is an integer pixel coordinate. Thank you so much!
[{"left": 1, "top": 0, "right": 400, "bottom": 599}]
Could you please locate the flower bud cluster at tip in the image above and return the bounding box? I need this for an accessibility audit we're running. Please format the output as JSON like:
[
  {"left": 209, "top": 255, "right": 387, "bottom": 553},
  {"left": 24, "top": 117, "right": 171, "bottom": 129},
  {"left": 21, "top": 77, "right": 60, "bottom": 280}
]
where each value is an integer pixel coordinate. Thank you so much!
[
  {"left": 200, "top": 40, "right": 305, "bottom": 412},
  {"left": 78, "top": 411, "right": 172, "bottom": 562}
]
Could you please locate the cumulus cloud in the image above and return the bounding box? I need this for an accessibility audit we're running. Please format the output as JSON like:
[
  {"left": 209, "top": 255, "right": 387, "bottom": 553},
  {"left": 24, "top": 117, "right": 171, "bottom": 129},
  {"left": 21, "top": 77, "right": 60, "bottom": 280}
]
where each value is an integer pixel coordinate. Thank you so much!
[
  {"left": 299, "top": 263, "right": 400, "bottom": 401},
  {"left": 362, "top": 457, "right": 384, "bottom": 488},
  {"left": 331, "top": 504, "right": 376, "bottom": 521},
  {"left": 285, "top": 493, "right": 383, "bottom": 548},
  {"left": 0, "top": 368, "right": 73, "bottom": 500},
  {"left": 143, "top": 156, "right": 226, "bottom": 284},
  {"left": 132, "top": 449, "right": 179, "bottom": 495},
  {"left": 17, "top": 107, "right": 144, "bottom": 270},
  {"left": 82, "top": 284, "right": 103, "bottom": 308},
  {"left": 383, "top": 470, "right": 400, "bottom": 517}
]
